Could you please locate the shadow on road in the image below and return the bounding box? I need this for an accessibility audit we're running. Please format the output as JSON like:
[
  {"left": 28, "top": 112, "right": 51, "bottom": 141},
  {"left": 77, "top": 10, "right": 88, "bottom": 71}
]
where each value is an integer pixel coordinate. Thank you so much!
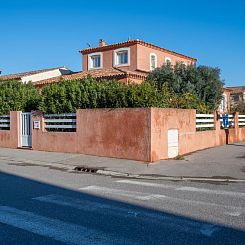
[
  {"left": 228, "top": 143, "right": 245, "bottom": 147},
  {"left": 0, "top": 171, "right": 244, "bottom": 245}
]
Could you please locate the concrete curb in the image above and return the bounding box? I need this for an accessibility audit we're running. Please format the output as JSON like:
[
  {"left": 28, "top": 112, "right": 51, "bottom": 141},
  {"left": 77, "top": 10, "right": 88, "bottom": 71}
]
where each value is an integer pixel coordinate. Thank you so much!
[
  {"left": 4, "top": 158, "right": 245, "bottom": 183},
  {"left": 96, "top": 170, "right": 245, "bottom": 183}
]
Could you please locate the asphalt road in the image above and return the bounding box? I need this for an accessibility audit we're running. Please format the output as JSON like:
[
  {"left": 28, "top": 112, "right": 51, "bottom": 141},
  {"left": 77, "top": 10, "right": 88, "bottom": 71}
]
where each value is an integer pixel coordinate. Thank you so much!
[{"left": 0, "top": 160, "right": 245, "bottom": 244}]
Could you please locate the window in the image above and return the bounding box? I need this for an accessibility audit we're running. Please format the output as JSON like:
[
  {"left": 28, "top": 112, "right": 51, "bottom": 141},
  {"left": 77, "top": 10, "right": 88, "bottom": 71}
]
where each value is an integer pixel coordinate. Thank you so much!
[
  {"left": 117, "top": 51, "right": 128, "bottom": 65},
  {"left": 165, "top": 57, "right": 171, "bottom": 63},
  {"left": 150, "top": 53, "right": 157, "bottom": 71},
  {"left": 114, "top": 48, "right": 130, "bottom": 66},
  {"left": 92, "top": 55, "right": 101, "bottom": 68},
  {"left": 88, "top": 52, "right": 102, "bottom": 70}
]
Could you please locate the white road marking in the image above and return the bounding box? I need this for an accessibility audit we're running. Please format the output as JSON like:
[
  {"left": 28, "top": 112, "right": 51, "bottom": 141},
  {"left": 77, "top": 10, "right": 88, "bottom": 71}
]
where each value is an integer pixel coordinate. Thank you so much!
[
  {"left": 79, "top": 185, "right": 166, "bottom": 200},
  {"left": 116, "top": 180, "right": 245, "bottom": 198},
  {"left": 0, "top": 206, "right": 132, "bottom": 245},
  {"left": 224, "top": 211, "right": 241, "bottom": 217},
  {"left": 176, "top": 186, "right": 245, "bottom": 198},
  {"left": 116, "top": 179, "right": 173, "bottom": 188},
  {"left": 33, "top": 194, "right": 219, "bottom": 237},
  {"left": 79, "top": 185, "right": 244, "bottom": 215}
]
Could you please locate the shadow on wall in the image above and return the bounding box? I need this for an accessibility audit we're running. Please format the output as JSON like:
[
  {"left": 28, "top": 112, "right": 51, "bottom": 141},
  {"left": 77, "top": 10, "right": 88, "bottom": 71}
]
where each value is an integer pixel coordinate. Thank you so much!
[{"left": 0, "top": 171, "right": 244, "bottom": 244}]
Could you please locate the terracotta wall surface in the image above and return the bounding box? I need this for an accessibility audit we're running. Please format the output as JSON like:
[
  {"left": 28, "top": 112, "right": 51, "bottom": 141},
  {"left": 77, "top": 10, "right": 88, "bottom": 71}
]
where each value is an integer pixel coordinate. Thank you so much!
[
  {"left": 32, "top": 109, "right": 151, "bottom": 162},
  {"left": 82, "top": 43, "right": 194, "bottom": 73},
  {"left": 1, "top": 109, "right": 245, "bottom": 162},
  {"left": 136, "top": 44, "right": 194, "bottom": 72},
  {"left": 82, "top": 45, "right": 137, "bottom": 72},
  {"left": 0, "top": 111, "right": 20, "bottom": 148},
  {"left": 150, "top": 109, "right": 245, "bottom": 161},
  {"left": 150, "top": 108, "right": 196, "bottom": 161}
]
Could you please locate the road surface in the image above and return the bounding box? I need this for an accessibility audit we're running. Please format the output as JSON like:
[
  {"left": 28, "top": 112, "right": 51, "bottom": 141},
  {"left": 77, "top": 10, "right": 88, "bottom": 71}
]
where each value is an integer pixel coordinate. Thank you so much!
[{"left": 0, "top": 159, "right": 244, "bottom": 244}]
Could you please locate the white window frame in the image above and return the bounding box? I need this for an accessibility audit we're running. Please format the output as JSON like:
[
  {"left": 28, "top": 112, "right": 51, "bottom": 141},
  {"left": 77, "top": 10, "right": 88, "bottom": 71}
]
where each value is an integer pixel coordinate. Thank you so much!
[
  {"left": 150, "top": 53, "right": 157, "bottom": 71},
  {"left": 88, "top": 52, "right": 103, "bottom": 70},
  {"left": 165, "top": 57, "right": 172, "bottom": 63},
  {"left": 113, "top": 47, "right": 130, "bottom": 67}
]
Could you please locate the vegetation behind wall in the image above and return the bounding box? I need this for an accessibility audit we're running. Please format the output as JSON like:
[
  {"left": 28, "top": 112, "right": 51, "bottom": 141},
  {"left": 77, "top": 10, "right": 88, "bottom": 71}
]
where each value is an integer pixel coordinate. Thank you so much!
[
  {"left": 147, "top": 62, "right": 224, "bottom": 111},
  {"left": 0, "top": 74, "right": 216, "bottom": 115},
  {"left": 0, "top": 80, "right": 41, "bottom": 115},
  {"left": 231, "top": 101, "right": 245, "bottom": 114}
]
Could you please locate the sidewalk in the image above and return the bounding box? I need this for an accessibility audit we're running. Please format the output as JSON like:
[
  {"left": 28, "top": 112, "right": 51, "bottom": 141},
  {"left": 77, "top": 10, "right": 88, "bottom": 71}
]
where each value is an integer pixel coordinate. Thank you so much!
[{"left": 0, "top": 142, "right": 245, "bottom": 181}]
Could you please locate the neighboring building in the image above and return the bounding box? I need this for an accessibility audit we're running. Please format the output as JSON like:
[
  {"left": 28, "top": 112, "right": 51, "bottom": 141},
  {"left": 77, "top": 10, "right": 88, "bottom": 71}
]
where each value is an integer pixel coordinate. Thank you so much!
[
  {"left": 219, "top": 88, "right": 232, "bottom": 113},
  {"left": 33, "top": 39, "right": 197, "bottom": 87},
  {"left": 227, "top": 86, "right": 245, "bottom": 106},
  {"left": 0, "top": 67, "right": 72, "bottom": 83}
]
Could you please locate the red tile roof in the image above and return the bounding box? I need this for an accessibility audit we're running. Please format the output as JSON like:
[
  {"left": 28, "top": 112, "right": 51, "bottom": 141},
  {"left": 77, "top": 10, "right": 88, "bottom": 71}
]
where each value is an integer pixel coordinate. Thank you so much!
[
  {"left": 33, "top": 67, "right": 148, "bottom": 87},
  {"left": 227, "top": 86, "right": 245, "bottom": 93},
  {"left": 80, "top": 39, "right": 197, "bottom": 61}
]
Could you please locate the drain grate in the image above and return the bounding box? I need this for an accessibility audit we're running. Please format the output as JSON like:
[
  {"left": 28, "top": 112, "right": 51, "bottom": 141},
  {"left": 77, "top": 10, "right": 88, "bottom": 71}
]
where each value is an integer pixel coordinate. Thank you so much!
[{"left": 74, "top": 166, "right": 98, "bottom": 173}]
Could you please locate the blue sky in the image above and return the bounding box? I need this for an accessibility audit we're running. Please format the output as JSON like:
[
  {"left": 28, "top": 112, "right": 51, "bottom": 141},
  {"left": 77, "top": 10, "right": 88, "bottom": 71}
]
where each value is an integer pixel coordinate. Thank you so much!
[{"left": 0, "top": 0, "right": 244, "bottom": 86}]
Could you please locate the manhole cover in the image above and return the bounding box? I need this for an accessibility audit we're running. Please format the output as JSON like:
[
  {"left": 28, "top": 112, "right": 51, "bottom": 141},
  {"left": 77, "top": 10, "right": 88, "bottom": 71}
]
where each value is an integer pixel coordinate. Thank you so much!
[{"left": 74, "top": 166, "right": 98, "bottom": 173}]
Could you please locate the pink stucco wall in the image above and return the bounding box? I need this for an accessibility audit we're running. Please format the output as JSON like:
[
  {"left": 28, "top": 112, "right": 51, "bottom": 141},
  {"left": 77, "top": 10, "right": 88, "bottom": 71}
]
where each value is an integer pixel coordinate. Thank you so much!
[
  {"left": 82, "top": 43, "right": 194, "bottom": 73},
  {"left": 32, "top": 109, "right": 151, "bottom": 161},
  {"left": 82, "top": 45, "right": 137, "bottom": 72},
  {"left": 0, "top": 111, "right": 20, "bottom": 148},
  {"left": 1, "top": 109, "right": 244, "bottom": 162},
  {"left": 150, "top": 109, "right": 245, "bottom": 161},
  {"left": 136, "top": 44, "right": 194, "bottom": 72}
]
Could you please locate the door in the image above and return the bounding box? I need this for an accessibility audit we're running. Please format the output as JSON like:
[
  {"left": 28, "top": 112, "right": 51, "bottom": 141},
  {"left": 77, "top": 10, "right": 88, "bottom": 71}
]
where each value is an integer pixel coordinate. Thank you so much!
[
  {"left": 168, "top": 129, "right": 179, "bottom": 158},
  {"left": 20, "top": 112, "right": 32, "bottom": 147}
]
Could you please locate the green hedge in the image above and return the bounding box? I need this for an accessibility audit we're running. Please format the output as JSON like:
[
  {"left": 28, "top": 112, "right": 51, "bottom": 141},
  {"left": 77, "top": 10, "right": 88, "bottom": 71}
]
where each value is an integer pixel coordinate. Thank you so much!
[
  {"left": 0, "top": 80, "right": 41, "bottom": 115},
  {"left": 39, "top": 77, "right": 211, "bottom": 114},
  {"left": 0, "top": 77, "right": 211, "bottom": 115}
]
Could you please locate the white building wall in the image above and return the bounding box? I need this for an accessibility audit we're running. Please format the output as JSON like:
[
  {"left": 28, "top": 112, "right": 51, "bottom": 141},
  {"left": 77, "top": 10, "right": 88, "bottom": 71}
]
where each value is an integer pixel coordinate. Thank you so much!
[{"left": 21, "top": 68, "right": 71, "bottom": 83}]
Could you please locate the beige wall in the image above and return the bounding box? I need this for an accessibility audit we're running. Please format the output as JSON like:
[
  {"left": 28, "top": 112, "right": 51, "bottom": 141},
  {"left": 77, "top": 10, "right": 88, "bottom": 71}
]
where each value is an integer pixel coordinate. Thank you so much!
[{"left": 21, "top": 68, "right": 71, "bottom": 83}]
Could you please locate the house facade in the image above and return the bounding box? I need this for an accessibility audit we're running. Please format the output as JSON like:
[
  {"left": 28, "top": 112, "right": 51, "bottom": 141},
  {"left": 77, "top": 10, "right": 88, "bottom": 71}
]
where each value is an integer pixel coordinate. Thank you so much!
[
  {"left": 219, "top": 88, "right": 232, "bottom": 113},
  {"left": 80, "top": 39, "right": 197, "bottom": 84},
  {"left": 32, "top": 39, "right": 197, "bottom": 87},
  {"left": 228, "top": 86, "right": 245, "bottom": 106}
]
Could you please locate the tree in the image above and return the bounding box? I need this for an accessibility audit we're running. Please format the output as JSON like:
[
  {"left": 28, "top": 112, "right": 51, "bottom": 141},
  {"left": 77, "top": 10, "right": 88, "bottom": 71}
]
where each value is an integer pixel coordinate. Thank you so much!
[
  {"left": 147, "top": 62, "right": 224, "bottom": 111},
  {"left": 231, "top": 101, "right": 245, "bottom": 114}
]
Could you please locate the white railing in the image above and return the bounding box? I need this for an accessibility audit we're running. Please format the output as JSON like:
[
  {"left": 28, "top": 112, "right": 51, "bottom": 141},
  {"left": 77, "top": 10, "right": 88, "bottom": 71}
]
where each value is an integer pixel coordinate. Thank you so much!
[
  {"left": 238, "top": 114, "right": 245, "bottom": 127},
  {"left": 220, "top": 114, "right": 234, "bottom": 128},
  {"left": 0, "top": 115, "right": 10, "bottom": 130},
  {"left": 196, "top": 114, "right": 214, "bottom": 129},
  {"left": 44, "top": 113, "right": 76, "bottom": 131}
]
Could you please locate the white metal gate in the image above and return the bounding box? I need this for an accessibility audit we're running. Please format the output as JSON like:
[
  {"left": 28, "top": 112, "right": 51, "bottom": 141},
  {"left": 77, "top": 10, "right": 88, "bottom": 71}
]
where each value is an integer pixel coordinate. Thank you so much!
[
  {"left": 168, "top": 129, "right": 179, "bottom": 158},
  {"left": 20, "top": 112, "right": 32, "bottom": 147}
]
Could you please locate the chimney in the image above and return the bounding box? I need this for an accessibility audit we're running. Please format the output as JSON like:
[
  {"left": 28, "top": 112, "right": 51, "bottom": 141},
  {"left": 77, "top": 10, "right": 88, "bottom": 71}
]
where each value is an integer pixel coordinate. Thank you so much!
[{"left": 99, "top": 39, "right": 106, "bottom": 47}]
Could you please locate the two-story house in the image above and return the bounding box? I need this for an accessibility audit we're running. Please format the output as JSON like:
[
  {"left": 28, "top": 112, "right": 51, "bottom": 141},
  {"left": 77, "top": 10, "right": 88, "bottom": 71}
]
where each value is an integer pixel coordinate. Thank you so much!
[{"left": 34, "top": 39, "right": 197, "bottom": 87}]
